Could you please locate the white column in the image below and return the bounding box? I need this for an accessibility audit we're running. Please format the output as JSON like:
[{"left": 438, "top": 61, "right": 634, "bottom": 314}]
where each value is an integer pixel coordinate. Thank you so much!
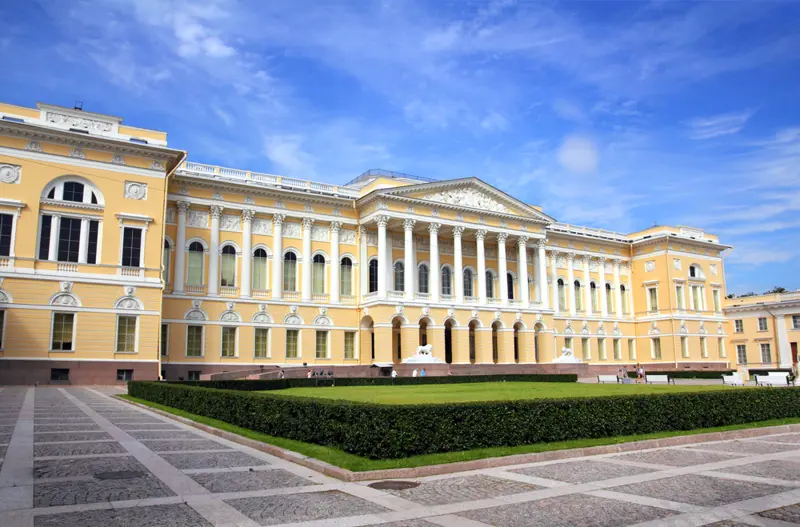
[
  {"left": 301, "top": 218, "right": 313, "bottom": 301},
  {"left": 599, "top": 257, "right": 608, "bottom": 317},
  {"left": 497, "top": 233, "right": 508, "bottom": 305},
  {"left": 626, "top": 263, "right": 633, "bottom": 316},
  {"left": 358, "top": 226, "right": 368, "bottom": 298},
  {"left": 583, "top": 256, "right": 592, "bottom": 315},
  {"left": 613, "top": 258, "right": 622, "bottom": 318},
  {"left": 376, "top": 215, "right": 389, "bottom": 298},
  {"left": 48, "top": 215, "right": 60, "bottom": 261},
  {"left": 329, "top": 221, "right": 341, "bottom": 304},
  {"left": 776, "top": 315, "right": 792, "bottom": 368},
  {"left": 567, "top": 252, "right": 576, "bottom": 315},
  {"left": 453, "top": 227, "right": 464, "bottom": 303},
  {"left": 403, "top": 219, "right": 416, "bottom": 300},
  {"left": 271, "top": 214, "right": 285, "bottom": 299},
  {"left": 517, "top": 236, "right": 529, "bottom": 307},
  {"left": 173, "top": 202, "right": 188, "bottom": 293},
  {"left": 240, "top": 210, "right": 254, "bottom": 298},
  {"left": 429, "top": 223, "right": 440, "bottom": 303},
  {"left": 476, "top": 230, "right": 487, "bottom": 304},
  {"left": 550, "top": 251, "right": 559, "bottom": 311},
  {"left": 208, "top": 205, "right": 222, "bottom": 295},
  {"left": 537, "top": 240, "right": 549, "bottom": 309},
  {"left": 78, "top": 218, "right": 89, "bottom": 264}
]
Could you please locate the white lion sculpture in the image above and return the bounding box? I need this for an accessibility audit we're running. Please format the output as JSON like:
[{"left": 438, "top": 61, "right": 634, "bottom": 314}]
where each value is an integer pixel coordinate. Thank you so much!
[{"left": 417, "top": 344, "right": 433, "bottom": 356}]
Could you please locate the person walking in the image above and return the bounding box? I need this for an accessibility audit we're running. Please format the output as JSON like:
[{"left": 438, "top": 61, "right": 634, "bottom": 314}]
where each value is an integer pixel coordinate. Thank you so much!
[
  {"left": 637, "top": 364, "right": 645, "bottom": 384},
  {"left": 420, "top": 368, "right": 427, "bottom": 377},
  {"left": 412, "top": 368, "right": 418, "bottom": 378},
  {"left": 391, "top": 368, "right": 398, "bottom": 379}
]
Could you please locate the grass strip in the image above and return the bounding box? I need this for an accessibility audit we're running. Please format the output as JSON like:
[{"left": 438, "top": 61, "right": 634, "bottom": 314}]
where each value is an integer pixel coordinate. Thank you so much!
[{"left": 119, "top": 394, "right": 800, "bottom": 472}]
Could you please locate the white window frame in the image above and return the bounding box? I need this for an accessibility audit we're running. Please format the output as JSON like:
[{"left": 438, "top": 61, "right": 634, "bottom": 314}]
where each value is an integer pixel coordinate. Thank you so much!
[
  {"left": 118, "top": 224, "right": 146, "bottom": 269},
  {"left": 675, "top": 284, "right": 685, "bottom": 310},
  {"left": 220, "top": 326, "right": 238, "bottom": 358},
  {"left": 0, "top": 209, "right": 21, "bottom": 260},
  {"left": 50, "top": 311, "right": 77, "bottom": 352},
  {"left": 581, "top": 337, "right": 591, "bottom": 361},
  {"left": 186, "top": 239, "right": 207, "bottom": 286},
  {"left": 681, "top": 336, "right": 688, "bottom": 358},
  {"left": 162, "top": 238, "right": 173, "bottom": 285},
  {"left": 0, "top": 309, "right": 6, "bottom": 351},
  {"left": 564, "top": 336, "right": 573, "bottom": 352},
  {"left": 344, "top": 331, "right": 357, "bottom": 359},
  {"left": 339, "top": 255, "right": 355, "bottom": 297},
  {"left": 598, "top": 338, "right": 606, "bottom": 360},
  {"left": 712, "top": 289, "right": 721, "bottom": 313},
  {"left": 718, "top": 338, "right": 726, "bottom": 358},
  {"left": 254, "top": 327, "right": 271, "bottom": 359},
  {"left": 734, "top": 319, "right": 743, "bottom": 333},
  {"left": 760, "top": 342, "right": 772, "bottom": 363},
  {"left": 736, "top": 343, "right": 747, "bottom": 364},
  {"left": 42, "top": 177, "right": 105, "bottom": 207},
  {"left": 311, "top": 251, "right": 327, "bottom": 295},
  {"left": 646, "top": 285, "right": 659, "bottom": 313},
  {"left": 315, "top": 330, "right": 330, "bottom": 359},
  {"left": 252, "top": 246, "right": 271, "bottom": 292},
  {"left": 185, "top": 324, "right": 205, "bottom": 358},
  {"left": 220, "top": 243, "right": 239, "bottom": 288},
  {"left": 793, "top": 315, "right": 800, "bottom": 330},
  {"left": 160, "top": 323, "right": 169, "bottom": 357},
  {"left": 628, "top": 338, "right": 637, "bottom": 360},
  {"left": 701, "top": 336, "right": 708, "bottom": 358},
  {"left": 285, "top": 328, "right": 301, "bottom": 359},
  {"left": 115, "top": 314, "right": 139, "bottom": 354},
  {"left": 651, "top": 337, "right": 662, "bottom": 359},
  {"left": 614, "top": 338, "right": 621, "bottom": 360},
  {"left": 758, "top": 317, "right": 768, "bottom": 332},
  {"left": 282, "top": 249, "right": 300, "bottom": 293}
]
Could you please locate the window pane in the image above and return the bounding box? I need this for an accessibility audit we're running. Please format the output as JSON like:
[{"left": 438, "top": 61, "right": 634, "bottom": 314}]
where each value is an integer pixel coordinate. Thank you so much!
[
  {"left": 340, "top": 259, "right": 352, "bottom": 295},
  {"left": 116, "top": 316, "right": 136, "bottom": 353},
  {"left": 255, "top": 328, "right": 269, "bottom": 358},
  {"left": 442, "top": 268, "right": 451, "bottom": 295},
  {"left": 0, "top": 214, "right": 12, "bottom": 257},
  {"left": 463, "top": 270, "right": 473, "bottom": 297},
  {"left": 368, "top": 260, "right": 378, "bottom": 293},
  {"left": 507, "top": 274, "right": 514, "bottom": 300},
  {"left": 761, "top": 343, "right": 771, "bottom": 363},
  {"left": 188, "top": 249, "right": 203, "bottom": 285},
  {"left": 62, "top": 182, "right": 84, "bottom": 202},
  {"left": 253, "top": 254, "right": 267, "bottom": 290},
  {"left": 52, "top": 313, "right": 74, "bottom": 351},
  {"left": 161, "top": 324, "right": 168, "bottom": 356},
  {"left": 57, "top": 217, "right": 81, "bottom": 263},
  {"left": 344, "top": 332, "right": 355, "bottom": 359},
  {"left": 0, "top": 311, "right": 5, "bottom": 349},
  {"left": 187, "top": 326, "right": 203, "bottom": 357},
  {"left": 39, "top": 215, "right": 52, "bottom": 260},
  {"left": 419, "top": 265, "right": 429, "bottom": 294},
  {"left": 221, "top": 327, "right": 236, "bottom": 357},
  {"left": 221, "top": 252, "right": 236, "bottom": 286},
  {"left": 286, "top": 330, "right": 298, "bottom": 358},
  {"left": 121, "top": 227, "right": 142, "bottom": 267},
  {"left": 312, "top": 256, "right": 325, "bottom": 294},
  {"left": 394, "top": 262, "right": 404, "bottom": 292},
  {"left": 316, "top": 331, "right": 328, "bottom": 358},
  {"left": 283, "top": 255, "right": 296, "bottom": 291},
  {"left": 87, "top": 220, "right": 99, "bottom": 264}
]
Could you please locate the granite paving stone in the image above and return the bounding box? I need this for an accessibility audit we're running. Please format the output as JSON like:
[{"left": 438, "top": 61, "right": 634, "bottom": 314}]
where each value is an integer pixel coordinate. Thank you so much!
[
  {"left": 34, "top": 424, "right": 102, "bottom": 432},
  {"left": 34, "top": 441, "right": 127, "bottom": 457},
  {"left": 159, "top": 451, "right": 267, "bottom": 470},
  {"left": 690, "top": 522, "right": 752, "bottom": 527},
  {"left": 687, "top": 440, "right": 800, "bottom": 455},
  {"left": 34, "top": 503, "right": 212, "bottom": 526},
  {"left": 711, "top": 459, "right": 800, "bottom": 481},
  {"left": 116, "top": 423, "right": 182, "bottom": 430},
  {"left": 140, "top": 439, "right": 229, "bottom": 452},
  {"left": 226, "top": 490, "right": 388, "bottom": 525},
  {"left": 34, "top": 455, "right": 149, "bottom": 479},
  {"left": 609, "top": 448, "right": 741, "bottom": 467},
  {"left": 757, "top": 503, "right": 800, "bottom": 523},
  {"left": 757, "top": 433, "right": 800, "bottom": 444},
  {"left": 459, "top": 492, "right": 677, "bottom": 526},
  {"left": 366, "top": 522, "right": 438, "bottom": 527},
  {"left": 34, "top": 475, "right": 175, "bottom": 507},
  {"left": 128, "top": 430, "right": 203, "bottom": 440},
  {"left": 0, "top": 433, "right": 10, "bottom": 444},
  {"left": 34, "top": 431, "right": 113, "bottom": 443},
  {"left": 190, "top": 468, "right": 317, "bottom": 492},
  {"left": 511, "top": 459, "right": 660, "bottom": 484},
  {"left": 610, "top": 473, "right": 793, "bottom": 506},
  {"left": 382, "top": 474, "right": 537, "bottom": 505}
]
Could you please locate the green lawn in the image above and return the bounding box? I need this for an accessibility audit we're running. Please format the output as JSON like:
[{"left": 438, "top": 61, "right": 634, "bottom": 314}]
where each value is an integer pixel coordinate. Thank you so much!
[{"left": 266, "top": 381, "right": 733, "bottom": 404}]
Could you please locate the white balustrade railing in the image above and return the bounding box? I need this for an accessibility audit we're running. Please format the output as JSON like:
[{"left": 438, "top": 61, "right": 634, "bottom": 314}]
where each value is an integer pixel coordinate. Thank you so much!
[
  {"left": 415, "top": 292, "right": 431, "bottom": 300},
  {"left": 312, "top": 293, "right": 329, "bottom": 302},
  {"left": 220, "top": 285, "right": 239, "bottom": 296},
  {"left": 341, "top": 294, "right": 355, "bottom": 304},
  {"left": 251, "top": 289, "right": 271, "bottom": 298},
  {"left": 388, "top": 291, "right": 404, "bottom": 299},
  {"left": 282, "top": 291, "right": 300, "bottom": 300},
  {"left": 57, "top": 263, "right": 78, "bottom": 273},
  {"left": 185, "top": 284, "right": 205, "bottom": 294}
]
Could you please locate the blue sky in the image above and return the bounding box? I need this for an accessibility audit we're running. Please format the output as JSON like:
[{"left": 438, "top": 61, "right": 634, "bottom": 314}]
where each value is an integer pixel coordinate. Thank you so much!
[{"left": 1, "top": 0, "right": 798, "bottom": 294}]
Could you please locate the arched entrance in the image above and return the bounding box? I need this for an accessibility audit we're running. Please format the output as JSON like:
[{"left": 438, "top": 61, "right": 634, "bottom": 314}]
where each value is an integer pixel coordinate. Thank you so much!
[
  {"left": 419, "top": 317, "right": 429, "bottom": 347},
  {"left": 468, "top": 320, "right": 477, "bottom": 364},
  {"left": 534, "top": 322, "right": 544, "bottom": 363},
  {"left": 491, "top": 321, "right": 501, "bottom": 364},
  {"left": 444, "top": 320, "right": 454, "bottom": 364},
  {"left": 360, "top": 316, "right": 375, "bottom": 361},
  {"left": 513, "top": 322, "right": 523, "bottom": 364},
  {"left": 392, "top": 317, "right": 402, "bottom": 364}
]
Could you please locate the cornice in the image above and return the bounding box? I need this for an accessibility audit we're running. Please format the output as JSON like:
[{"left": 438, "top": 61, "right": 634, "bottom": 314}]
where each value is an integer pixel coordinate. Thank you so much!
[{"left": 40, "top": 199, "right": 103, "bottom": 212}]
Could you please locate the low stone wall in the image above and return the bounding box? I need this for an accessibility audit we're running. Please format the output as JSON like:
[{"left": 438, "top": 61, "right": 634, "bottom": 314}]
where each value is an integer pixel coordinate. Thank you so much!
[{"left": 0, "top": 360, "right": 158, "bottom": 385}]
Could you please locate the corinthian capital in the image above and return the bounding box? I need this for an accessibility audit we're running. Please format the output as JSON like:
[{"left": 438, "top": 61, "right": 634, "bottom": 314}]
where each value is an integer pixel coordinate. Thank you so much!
[
  {"left": 210, "top": 205, "right": 223, "bottom": 219},
  {"left": 518, "top": 236, "right": 529, "bottom": 247},
  {"left": 241, "top": 209, "right": 255, "bottom": 223},
  {"left": 428, "top": 223, "right": 441, "bottom": 235},
  {"left": 376, "top": 215, "right": 390, "bottom": 228},
  {"left": 403, "top": 219, "right": 417, "bottom": 231},
  {"left": 302, "top": 218, "right": 314, "bottom": 230},
  {"left": 272, "top": 214, "right": 286, "bottom": 226},
  {"left": 176, "top": 201, "right": 190, "bottom": 214},
  {"left": 329, "top": 221, "right": 342, "bottom": 233},
  {"left": 475, "top": 229, "right": 487, "bottom": 241},
  {"left": 452, "top": 226, "right": 465, "bottom": 237},
  {"left": 536, "top": 238, "right": 546, "bottom": 249},
  {"left": 496, "top": 232, "right": 508, "bottom": 244}
]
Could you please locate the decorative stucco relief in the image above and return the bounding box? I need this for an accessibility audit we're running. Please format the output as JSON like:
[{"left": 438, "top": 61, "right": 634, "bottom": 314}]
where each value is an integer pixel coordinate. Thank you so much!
[
  {"left": 252, "top": 219, "right": 273, "bottom": 235},
  {"left": 422, "top": 188, "right": 508, "bottom": 213},
  {"left": 0, "top": 163, "right": 21, "bottom": 184},
  {"left": 220, "top": 214, "right": 241, "bottom": 232},
  {"left": 187, "top": 210, "right": 208, "bottom": 228},
  {"left": 124, "top": 181, "right": 147, "bottom": 200}
]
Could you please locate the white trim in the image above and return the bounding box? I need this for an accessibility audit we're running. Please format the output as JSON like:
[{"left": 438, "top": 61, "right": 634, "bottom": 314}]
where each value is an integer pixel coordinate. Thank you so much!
[
  {"left": 285, "top": 327, "right": 301, "bottom": 359},
  {"left": 185, "top": 323, "right": 205, "bottom": 358},
  {"left": 2, "top": 303, "right": 160, "bottom": 316},
  {"left": 50, "top": 311, "right": 77, "bottom": 352},
  {"left": 114, "top": 314, "right": 139, "bottom": 354},
  {"left": 0, "top": 145, "right": 165, "bottom": 178},
  {"left": 253, "top": 326, "right": 272, "bottom": 359},
  {"left": 632, "top": 250, "right": 723, "bottom": 262},
  {"left": 220, "top": 325, "right": 239, "bottom": 358}
]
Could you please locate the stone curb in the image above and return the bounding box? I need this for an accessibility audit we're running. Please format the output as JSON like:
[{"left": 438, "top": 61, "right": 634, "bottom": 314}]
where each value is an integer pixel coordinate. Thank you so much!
[{"left": 115, "top": 397, "right": 800, "bottom": 482}]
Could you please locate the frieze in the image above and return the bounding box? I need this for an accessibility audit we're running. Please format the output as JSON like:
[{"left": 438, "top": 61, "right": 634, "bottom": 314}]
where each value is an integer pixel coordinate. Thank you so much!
[
  {"left": 340, "top": 229, "right": 356, "bottom": 245},
  {"left": 283, "top": 222, "right": 302, "bottom": 239},
  {"left": 46, "top": 111, "right": 113, "bottom": 133},
  {"left": 422, "top": 187, "right": 509, "bottom": 213},
  {"left": 311, "top": 226, "right": 329, "bottom": 242},
  {"left": 220, "top": 214, "right": 241, "bottom": 232},
  {"left": 252, "top": 218, "right": 273, "bottom": 235},
  {"left": 187, "top": 210, "right": 208, "bottom": 229}
]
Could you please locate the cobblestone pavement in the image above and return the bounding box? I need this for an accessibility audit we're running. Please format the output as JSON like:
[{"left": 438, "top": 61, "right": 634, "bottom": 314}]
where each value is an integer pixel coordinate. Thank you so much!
[{"left": 3, "top": 387, "right": 800, "bottom": 526}]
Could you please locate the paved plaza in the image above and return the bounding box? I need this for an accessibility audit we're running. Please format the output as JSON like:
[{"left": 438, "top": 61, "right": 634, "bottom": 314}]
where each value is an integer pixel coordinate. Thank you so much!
[{"left": 1, "top": 388, "right": 800, "bottom": 525}]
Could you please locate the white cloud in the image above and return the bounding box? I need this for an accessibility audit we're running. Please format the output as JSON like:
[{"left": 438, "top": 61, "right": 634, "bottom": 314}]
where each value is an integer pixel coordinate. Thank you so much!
[
  {"left": 687, "top": 110, "right": 754, "bottom": 140},
  {"left": 173, "top": 13, "right": 236, "bottom": 58},
  {"left": 403, "top": 100, "right": 455, "bottom": 129},
  {"left": 422, "top": 23, "right": 462, "bottom": 51},
  {"left": 557, "top": 135, "right": 598, "bottom": 174},
  {"left": 212, "top": 105, "right": 234, "bottom": 127},
  {"left": 552, "top": 99, "right": 584, "bottom": 121},
  {"left": 263, "top": 135, "right": 316, "bottom": 177},
  {"left": 480, "top": 112, "right": 508, "bottom": 132}
]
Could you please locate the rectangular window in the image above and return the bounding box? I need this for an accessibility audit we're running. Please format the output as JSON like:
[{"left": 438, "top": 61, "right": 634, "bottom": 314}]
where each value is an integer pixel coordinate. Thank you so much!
[
  {"left": 712, "top": 289, "right": 721, "bottom": 312},
  {"left": 187, "top": 371, "right": 201, "bottom": 381},
  {"left": 734, "top": 319, "right": 743, "bottom": 333},
  {"left": 648, "top": 288, "right": 658, "bottom": 312},
  {"left": 581, "top": 338, "right": 590, "bottom": 360},
  {"left": 116, "top": 369, "right": 133, "bottom": 381},
  {"left": 57, "top": 217, "right": 81, "bottom": 263},
  {"left": 718, "top": 338, "right": 726, "bottom": 358},
  {"left": 598, "top": 338, "right": 606, "bottom": 360},
  {"left": 315, "top": 330, "right": 328, "bottom": 359},
  {"left": 221, "top": 249, "right": 236, "bottom": 287},
  {"left": 681, "top": 336, "right": 688, "bottom": 358},
  {"left": 760, "top": 343, "right": 772, "bottom": 363},
  {"left": 286, "top": 329, "right": 299, "bottom": 359},
  {"left": 675, "top": 285, "right": 684, "bottom": 309},
  {"left": 794, "top": 315, "right": 800, "bottom": 329},
  {"left": 186, "top": 325, "right": 203, "bottom": 357},
  {"left": 736, "top": 344, "right": 747, "bottom": 364},
  {"left": 255, "top": 328, "right": 269, "bottom": 358},
  {"left": 344, "top": 331, "right": 356, "bottom": 359},
  {"left": 0, "top": 213, "right": 13, "bottom": 257},
  {"left": 692, "top": 286, "right": 702, "bottom": 311},
  {"left": 86, "top": 220, "right": 99, "bottom": 264},
  {"left": 0, "top": 310, "right": 4, "bottom": 349},
  {"left": 51, "top": 313, "right": 75, "bottom": 351},
  {"left": 39, "top": 215, "right": 52, "bottom": 260},
  {"left": 221, "top": 327, "right": 237, "bottom": 357},
  {"left": 50, "top": 368, "right": 70, "bottom": 381},
  {"left": 758, "top": 317, "right": 768, "bottom": 331},
  {"left": 652, "top": 337, "right": 662, "bottom": 359},
  {"left": 628, "top": 338, "right": 636, "bottom": 360},
  {"left": 160, "top": 324, "right": 168, "bottom": 357},
  {"left": 121, "top": 227, "right": 142, "bottom": 267},
  {"left": 188, "top": 248, "right": 203, "bottom": 286},
  {"left": 564, "top": 337, "right": 573, "bottom": 353},
  {"left": 116, "top": 316, "right": 137, "bottom": 353},
  {"left": 614, "top": 339, "right": 621, "bottom": 360},
  {"left": 701, "top": 337, "right": 708, "bottom": 358}
]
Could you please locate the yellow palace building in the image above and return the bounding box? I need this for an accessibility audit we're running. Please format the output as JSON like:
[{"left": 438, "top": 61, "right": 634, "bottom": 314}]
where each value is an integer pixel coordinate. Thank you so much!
[{"left": 0, "top": 101, "right": 753, "bottom": 384}]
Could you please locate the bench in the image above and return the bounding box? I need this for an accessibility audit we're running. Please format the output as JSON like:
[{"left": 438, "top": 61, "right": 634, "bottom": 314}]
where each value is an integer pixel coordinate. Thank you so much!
[
  {"left": 754, "top": 372, "right": 790, "bottom": 387},
  {"left": 646, "top": 374, "right": 674, "bottom": 384},
  {"left": 598, "top": 374, "right": 620, "bottom": 384},
  {"left": 722, "top": 372, "right": 745, "bottom": 386}
]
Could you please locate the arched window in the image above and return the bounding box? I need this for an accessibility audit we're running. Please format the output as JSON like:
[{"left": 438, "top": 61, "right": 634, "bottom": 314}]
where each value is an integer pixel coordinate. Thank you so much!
[
  {"left": 252, "top": 248, "right": 268, "bottom": 290},
  {"left": 620, "top": 284, "right": 628, "bottom": 314},
  {"left": 283, "top": 252, "right": 297, "bottom": 291},
  {"left": 340, "top": 257, "right": 353, "bottom": 296},
  {"left": 220, "top": 245, "right": 237, "bottom": 287},
  {"left": 557, "top": 278, "right": 566, "bottom": 309},
  {"left": 486, "top": 271, "right": 494, "bottom": 298},
  {"left": 606, "top": 283, "right": 614, "bottom": 313},
  {"left": 394, "top": 261, "right": 405, "bottom": 292},
  {"left": 42, "top": 177, "right": 103, "bottom": 206},
  {"left": 689, "top": 264, "right": 704, "bottom": 279},
  {"left": 162, "top": 239, "right": 171, "bottom": 284},
  {"left": 590, "top": 282, "right": 599, "bottom": 312},
  {"left": 312, "top": 254, "right": 326, "bottom": 294},
  {"left": 574, "top": 280, "right": 583, "bottom": 311},
  {"left": 507, "top": 273, "right": 514, "bottom": 300},
  {"left": 418, "top": 264, "right": 429, "bottom": 294},
  {"left": 368, "top": 259, "right": 378, "bottom": 293},
  {"left": 442, "top": 267, "right": 452, "bottom": 296},
  {"left": 187, "top": 242, "right": 204, "bottom": 286},
  {"left": 463, "top": 269, "right": 474, "bottom": 297}
]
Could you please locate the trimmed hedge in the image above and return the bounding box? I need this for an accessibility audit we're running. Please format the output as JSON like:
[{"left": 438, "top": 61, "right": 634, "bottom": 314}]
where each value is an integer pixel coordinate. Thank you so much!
[
  {"left": 174, "top": 374, "right": 577, "bottom": 392},
  {"left": 128, "top": 381, "right": 800, "bottom": 460}
]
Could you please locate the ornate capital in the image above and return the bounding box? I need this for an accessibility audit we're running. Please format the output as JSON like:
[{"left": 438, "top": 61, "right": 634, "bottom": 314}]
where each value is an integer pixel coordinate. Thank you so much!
[
  {"left": 302, "top": 218, "right": 314, "bottom": 230},
  {"left": 518, "top": 236, "right": 529, "bottom": 247},
  {"left": 428, "top": 223, "right": 441, "bottom": 235},
  {"left": 176, "top": 201, "right": 190, "bottom": 214},
  {"left": 241, "top": 209, "right": 255, "bottom": 223},
  {"left": 210, "top": 205, "right": 224, "bottom": 219},
  {"left": 612, "top": 258, "right": 621, "bottom": 269},
  {"left": 496, "top": 232, "right": 508, "bottom": 244},
  {"left": 403, "top": 218, "right": 417, "bottom": 231},
  {"left": 536, "top": 239, "right": 546, "bottom": 249},
  {"left": 329, "top": 221, "right": 342, "bottom": 233},
  {"left": 452, "top": 226, "right": 465, "bottom": 237},
  {"left": 475, "top": 229, "right": 487, "bottom": 241},
  {"left": 549, "top": 251, "right": 559, "bottom": 262},
  {"left": 376, "top": 215, "right": 390, "bottom": 228},
  {"left": 272, "top": 214, "right": 286, "bottom": 227},
  {"left": 597, "top": 256, "right": 607, "bottom": 264},
  {"left": 566, "top": 252, "right": 575, "bottom": 262},
  {"left": 357, "top": 225, "right": 369, "bottom": 236}
]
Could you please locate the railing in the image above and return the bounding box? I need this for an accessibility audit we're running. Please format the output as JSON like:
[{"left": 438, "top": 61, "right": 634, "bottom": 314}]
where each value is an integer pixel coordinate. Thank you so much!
[
  {"left": 508, "top": 299, "right": 520, "bottom": 306},
  {"left": 57, "top": 263, "right": 78, "bottom": 273},
  {"left": 120, "top": 266, "right": 140, "bottom": 277},
  {"left": 220, "top": 285, "right": 239, "bottom": 296},
  {"left": 487, "top": 297, "right": 500, "bottom": 304},
  {"left": 415, "top": 292, "right": 431, "bottom": 301},
  {"left": 282, "top": 290, "right": 300, "bottom": 300},
  {"left": 185, "top": 284, "right": 205, "bottom": 294},
  {"left": 312, "top": 293, "right": 329, "bottom": 302},
  {"left": 0, "top": 256, "right": 12, "bottom": 268},
  {"left": 252, "top": 289, "right": 271, "bottom": 298},
  {"left": 388, "top": 291, "right": 404, "bottom": 299},
  {"left": 341, "top": 294, "right": 355, "bottom": 304},
  {"left": 441, "top": 294, "right": 454, "bottom": 301},
  {"left": 464, "top": 296, "right": 478, "bottom": 304}
]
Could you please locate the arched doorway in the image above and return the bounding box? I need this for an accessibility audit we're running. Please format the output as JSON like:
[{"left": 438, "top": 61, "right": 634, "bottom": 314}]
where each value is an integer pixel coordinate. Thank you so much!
[
  {"left": 534, "top": 322, "right": 544, "bottom": 363},
  {"left": 491, "top": 321, "right": 500, "bottom": 364},
  {"left": 360, "top": 316, "right": 375, "bottom": 361},
  {"left": 419, "top": 317, "right": 429, "bottom": 347},
  {"left": 444, "top": 320, "right": 453, "bottom": 364},
  {"left": 392, "top": 317, "right": 402, "bottom": 363},
  {"left": 513, "top": 322, "right": 523, "bottom": 364},
  {"left": 468, "top": 321, "right": 477, "bottom": 364}
]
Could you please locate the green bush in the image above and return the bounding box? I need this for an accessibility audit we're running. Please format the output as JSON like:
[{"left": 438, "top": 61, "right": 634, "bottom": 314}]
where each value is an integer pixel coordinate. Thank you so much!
[
  {"left": 128, "top": 381, "right": 800, "bottom": 460},
  {"left": 174, "top": 374, "right": 577, "bottom": 392}
]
